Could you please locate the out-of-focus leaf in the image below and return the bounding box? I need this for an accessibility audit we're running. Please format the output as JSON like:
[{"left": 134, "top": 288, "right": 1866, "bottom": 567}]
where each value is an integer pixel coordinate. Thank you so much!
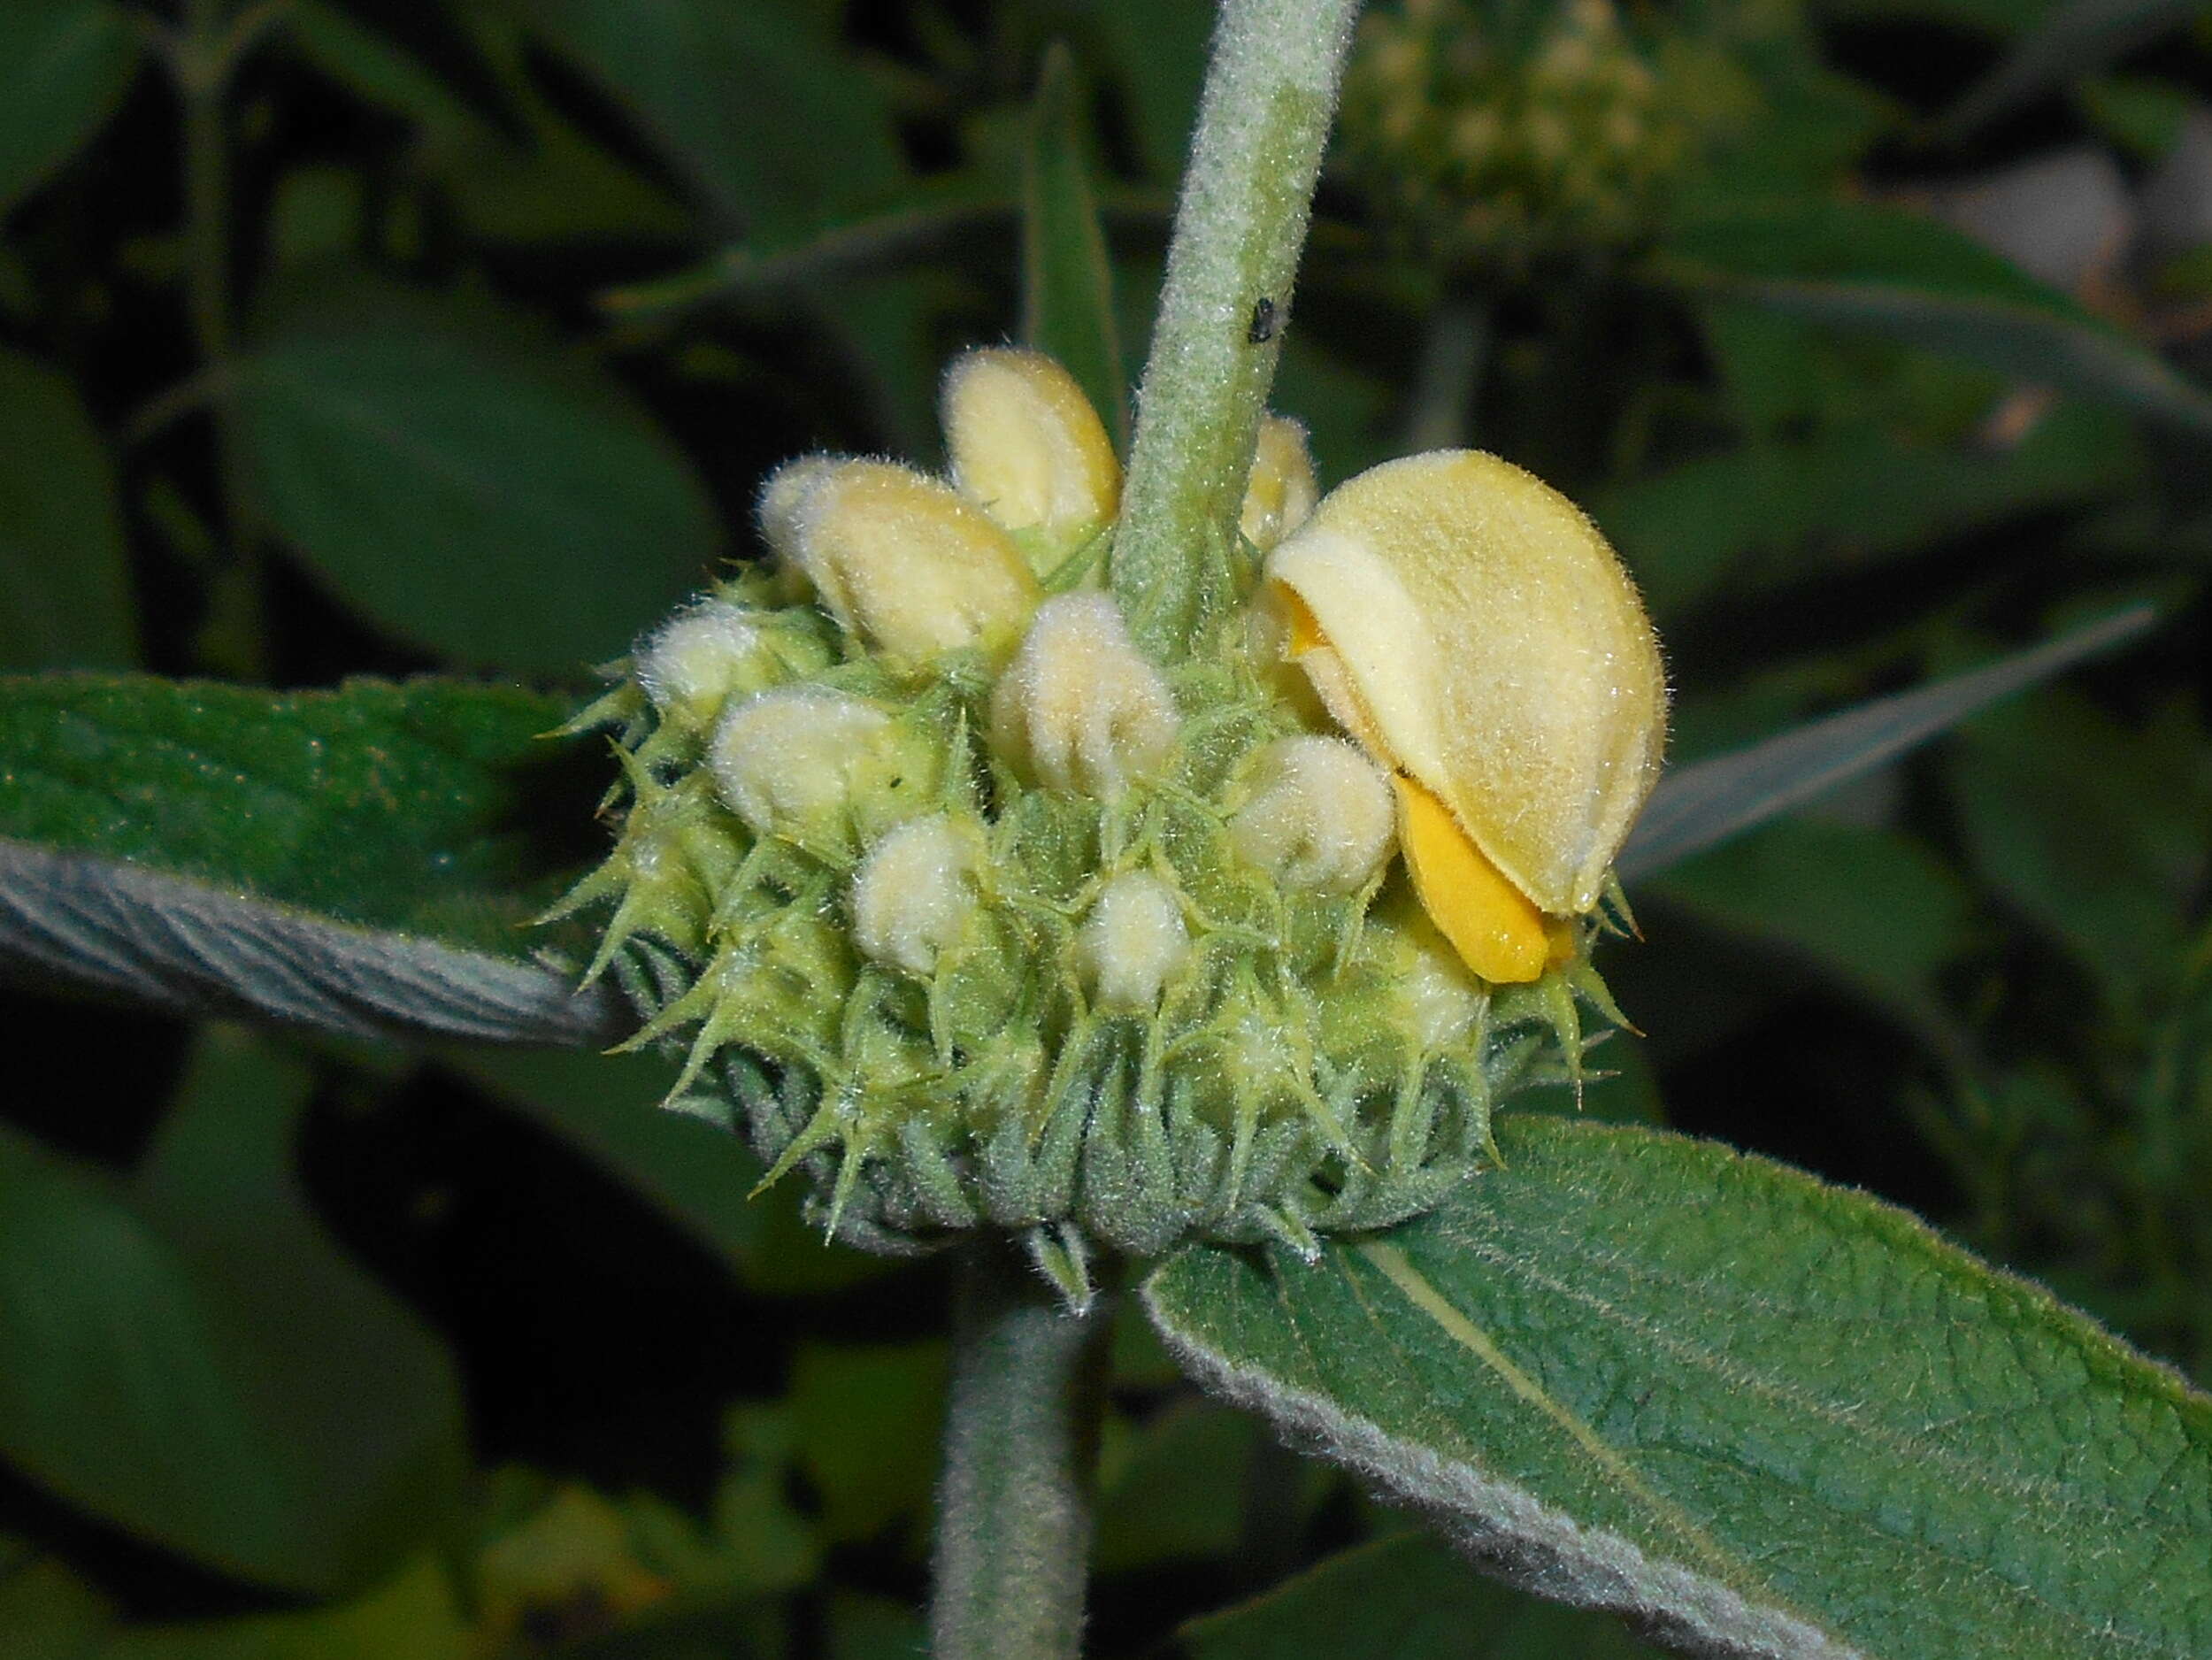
[
  {"left": 1618, "top": 605, "right": 2156, "bottom": 880},
  {"left": 1663, "top": 203, "right": 2212, "bottom": 439},
  {"left": 0, "top": 1541, "right": 111, "bottom": 1660},
  {"left": 1094, "top": 1399, "right": 1270, "bottom": 1574},
  {"left": 1649, "top": 818, "right": 1976, "bottom": 1008},
  {"left": 787, "top": 1341, "right": 946, "bottom": 1547},
  {"left": 826, "top": 1593, "right": 926, "bottom": 1660},
  {"left": 0, "top": 0, "right": 140, "bottom": 216},
  {"left": 105, "top": 1555, "right": 468, "bottom": 1659},
  {"left": 1950, "top": 689, "right": 2212, "bottom": 1012},
  {"left": 0, "top": 674, "right": 617, "bottom": 1043},
  {"left": 0, "top": 1027, "right": 467, "bottom": 1595},
  {"left": 231, "top": 282, "right": 718, "bottom": 673},
  {"left": 286, "top": 3, "right": 689, "bottom": 247},
  {"left": 1023, "top": 45, "right": 1125, "bottom": 450},
  {"left": 1939, "top": 0, "right": 2202, "bottom": 140},
  {"left": 1180, "top": 1530, "right": 1660, "bottom": 1660},
  {"left": 1091, "top": 0, "right": 1210, "bottom": 181},
  {"left": 0, "top": 348, "right": 136, "bottom": 669},
  {"left": 447, "top": 1046, "right": 891, "bottom": 1295},
  {"left": 1600, "top": 402, "right": 2140, "bottom": 616},
  {"left": 1146, "top": 1115, "right": 2212, "bottom": 1660},
  {"left": 518, "top": 0, "right": 903, "bottom": 237},
  {"left": 601, "top": 183, "right": 1014, "bottom": 319}
]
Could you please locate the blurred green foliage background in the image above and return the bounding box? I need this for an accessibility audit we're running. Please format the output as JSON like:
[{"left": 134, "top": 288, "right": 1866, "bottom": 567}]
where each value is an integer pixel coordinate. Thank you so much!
[{"left": 2, "top": 0, "right": 2209, "bottom": 1655}]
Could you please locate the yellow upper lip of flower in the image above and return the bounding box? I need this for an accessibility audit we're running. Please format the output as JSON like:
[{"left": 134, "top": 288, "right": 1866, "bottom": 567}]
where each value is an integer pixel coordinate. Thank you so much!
[{"left": 1262, "top": 449, "right": 1667, "bottom": 982}]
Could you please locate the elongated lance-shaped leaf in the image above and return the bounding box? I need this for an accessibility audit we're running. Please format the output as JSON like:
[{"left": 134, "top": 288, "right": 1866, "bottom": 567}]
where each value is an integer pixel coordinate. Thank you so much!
[
  {"left": 1145, "top": 1115, "right": 2212, "bottom": 1660},
  {"left": 1617, "top": 605, "right": 2155, "bottom": 880},
  {"left": 0, "top": 674, "right": 620, "bottom": 1046},
  {"left": 1023, "top": 43, "right": 1126, "bottom": 451},
  {"left": 1662, "top": 203, "right": 2212, "bottom": 442},
  {"left": 1939, "top": 0, "right": 2202, "bottom": 141}
]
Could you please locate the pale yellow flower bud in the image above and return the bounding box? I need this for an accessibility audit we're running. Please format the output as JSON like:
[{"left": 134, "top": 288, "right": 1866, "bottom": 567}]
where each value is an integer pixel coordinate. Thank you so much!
[
  {"left": 988, "top": 593, "right": 1178, "bottom": 799},
  {"left": 850, "top": 814, "right": 984, "bottom": 978},
  {"left": 708, "top": 688, "right": 931, "bottom": 856},
  {"left": 1227, "top": 735, "right": 1395, "bottom": 895},
  {"left": 636, "top": 599, "right": 825, "bottom": 728},
  {"left": 941, "top": 348, "right": 1119, "bottom": 541},
  {"left": 765, "top": 457, "right": 1041, "bottom": 663},
  {"left": 1263, "top": 450, "right": 1665, "bottom": 982},
  {"left": 1238, "top": 416, "right": 1320, "bottom": 553},
  {"left": 1076, "top": 872, "right": 1190, "bottom": 1011}
]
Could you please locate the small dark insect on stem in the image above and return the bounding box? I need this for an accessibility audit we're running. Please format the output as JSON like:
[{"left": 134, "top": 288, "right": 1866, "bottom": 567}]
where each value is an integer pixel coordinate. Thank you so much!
[{"left": 1247, "top": 296, "right": 1278, "bottom": 344}]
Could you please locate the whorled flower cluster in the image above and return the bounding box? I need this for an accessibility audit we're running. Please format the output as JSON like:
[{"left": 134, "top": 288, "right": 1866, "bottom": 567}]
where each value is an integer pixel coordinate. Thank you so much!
[
  {"left": 556, "top": 348, "right": 1665, "bottom": 1287},
  {"left": 1336, "top": 0, "right": 1773, "bottom": 271}
]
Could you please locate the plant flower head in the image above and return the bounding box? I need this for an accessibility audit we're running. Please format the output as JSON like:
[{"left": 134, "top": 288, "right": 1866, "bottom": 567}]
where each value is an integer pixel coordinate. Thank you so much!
[
  {"left": 559, "top": 347, "right": 1667, "bottom": 1281},
  {"left": 1263, "top": 450, "right": 1665, "bottom": 982}
]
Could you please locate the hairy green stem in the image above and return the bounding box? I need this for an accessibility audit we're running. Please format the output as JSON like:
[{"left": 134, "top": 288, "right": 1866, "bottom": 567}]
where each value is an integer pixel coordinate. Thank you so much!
[
  {"left": 1111, "top": 0, "right": 1364, "bottom": 659},
  {"left": 929, "top": 1240, "right": 1113, "bottom": 1660}
]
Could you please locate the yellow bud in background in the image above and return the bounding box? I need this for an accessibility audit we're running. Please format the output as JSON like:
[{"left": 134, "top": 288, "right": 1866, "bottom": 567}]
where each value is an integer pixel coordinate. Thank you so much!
[
  {"left": 763, "top": 457, "right": 1041, "bottom": 663},
  {"left": 850, "top": 814, "right": 985, "bottom": 978},
  {"left": 941, "top": 348, "right": 1120, "bottom": 542},
  {"left": 1238, "top": 416, "right": 1320, "bottom": 553},
  {"left": 988, "top": 593, "right": 1178, "bottom": 799},
  {"left": 1076, "top": 872, "right": 1190, "bottom": 1011},
  {"left": 1263, "top": 450, "right": 1665, "bottom": 980},
  {"left": 1227, "top": 735, "right": 1395, "bottom": 895}
]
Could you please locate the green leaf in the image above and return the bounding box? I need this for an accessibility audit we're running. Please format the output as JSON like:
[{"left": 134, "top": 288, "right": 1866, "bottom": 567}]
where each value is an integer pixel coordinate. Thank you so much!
[
  {"left": 1949, "top": 688, "right": 2212, "bottom": 1012},
  {"left": 0, "top": 673, "right": 616, "bottom": 1043},
  {"left": 1180, "top": 1530, "right": 1661, "bottom": 1660},
  {"left": 1145, "top": 1115, "right": 2212, "bottom": 1660},
  {"left": 1618, "top": 606, "right": 2156, "bottom": 880},
  {"left": 0, "top": 1027, "right": 468, "bottom": 1595},
  {"left": 1599, "top": 403, "right": 2140, "bottom": 617},
  {"left": 446, "top": 1046, "right": 890, "bottom": 1296},
  {"left": 1647, "top": 818, "right": 1975, "bottom": 1009},
  {"left": 0, "top": 347, "right": 137, "bottom": 669},
  {"left": 0, "top": 0, "right": 140, "bottom": 217},
  {"left": 105, "top": 1555, "right": 468, "bottom": 1659},
  {"left": 1091, "top": 0, "right": 1211, "bottom": 181},
  {"left": 1939, "top": 0, "right": 2203, "bottom": 140},
  {"left": 518, "top": 0, "right": 903, "bottom": 237},
  {"left": 1663, "top": 203, "right": 2212, "bottom": 439},
  {"left": 787, "top": 1341, "right": 947, "bottom": 1547},
  {"left": 1023, "top": 45, "right": 1125, "bottom": 450},
  {"left": 1094, "top": 1398, "right": 1276, "bottom": 1573},
  {"left": 231, "top": 282, "right": 718, "bottom": 673}
]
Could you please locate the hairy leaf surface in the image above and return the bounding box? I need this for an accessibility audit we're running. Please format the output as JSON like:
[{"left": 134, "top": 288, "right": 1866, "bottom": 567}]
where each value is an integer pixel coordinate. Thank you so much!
[{"left": 1146, "top": 1116, "right": 2212, "bottom": 1659}]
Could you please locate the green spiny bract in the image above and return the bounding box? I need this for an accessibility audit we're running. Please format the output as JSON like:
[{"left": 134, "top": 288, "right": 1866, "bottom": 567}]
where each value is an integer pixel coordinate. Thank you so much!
[{"left": 553, "top": 354, "right": 1630, "bottom": 1283}]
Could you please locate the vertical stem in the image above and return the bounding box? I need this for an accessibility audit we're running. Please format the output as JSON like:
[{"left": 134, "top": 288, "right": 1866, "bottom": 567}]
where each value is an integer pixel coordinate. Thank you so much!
[
  {"left": 177, "top": 0, "right": 268, "bottom": 679},
  {"left": 930, "top": 1239, "right": 1113, "bottom": 1660},
  {"left": 1110, "top": 0, "right": 1364, "bottom": 661},
  {"left": 1401, "top": 292, "right": 1491, "bottom": 453}
]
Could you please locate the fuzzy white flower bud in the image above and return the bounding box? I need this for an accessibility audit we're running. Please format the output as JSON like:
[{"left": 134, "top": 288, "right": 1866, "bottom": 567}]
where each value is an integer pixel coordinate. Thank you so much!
[
  {"left": 708, "top": 688, "right": 928, "bottom": 855},
  {"left": 636, "top": 599, "right": 823, "bottom": 728},
  {"left": 1238, "top": 416, "right": 1320, "bottom": 553},
  {"left": 942, "top": 348, "right": 1119, "bottom": 542},
  {"left": 1076, "top": 872, "right": 1190, "bottom": 1011},
  {"left": 759, "top": 457, "right": 1040, "bottom": 663},
  {"left": 850, "top": 815, "right": 984, "bottom": 978},
  {"left": 1228, "top": 735, "right": 1395, "bottom": 894},
  {"left": 989, "top": 593, "right": 1178, "bottom": 799}
]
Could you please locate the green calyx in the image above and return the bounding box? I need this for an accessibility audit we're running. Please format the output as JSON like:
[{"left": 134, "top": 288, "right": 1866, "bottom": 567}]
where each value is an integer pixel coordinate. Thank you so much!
[{"left": 556, "top": 571, "right": 1622, "bottom": 1275}]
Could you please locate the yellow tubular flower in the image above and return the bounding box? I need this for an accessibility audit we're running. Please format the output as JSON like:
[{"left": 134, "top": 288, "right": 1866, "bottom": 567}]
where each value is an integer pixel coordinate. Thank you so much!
[
  {"left": 1238, "top": 415, "right": 1320, "bottom": 553},
  {"left": 941, "top": 348, "right": 1120, "bottom": 545},
  {"left": 1263, "top": 450, "right": 1665, "bottom": 984}
]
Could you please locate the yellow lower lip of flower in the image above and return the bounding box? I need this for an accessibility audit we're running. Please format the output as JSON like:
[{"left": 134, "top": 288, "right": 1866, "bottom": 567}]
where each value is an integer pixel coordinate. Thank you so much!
[{"left": 1393, "top": 773, "right": 1550, "bottom": 984}]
